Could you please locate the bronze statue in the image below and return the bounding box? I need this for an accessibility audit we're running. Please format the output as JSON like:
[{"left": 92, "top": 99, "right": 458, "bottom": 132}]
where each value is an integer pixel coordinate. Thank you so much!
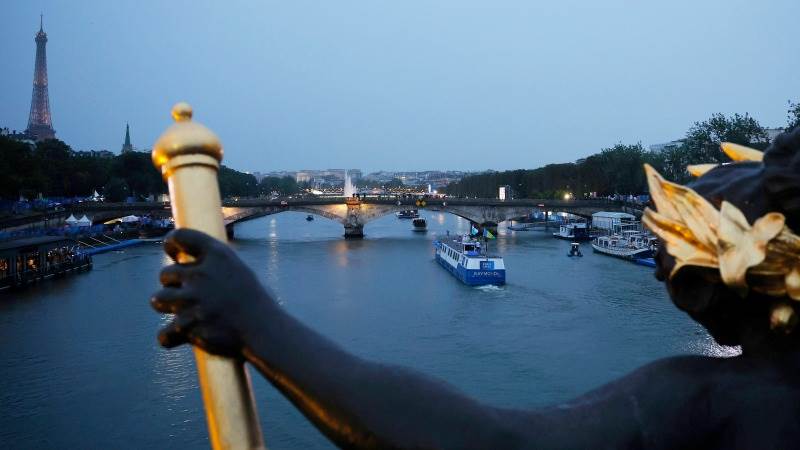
[{"left": 152, "top": 128, "right": 800, "bottom": 448}]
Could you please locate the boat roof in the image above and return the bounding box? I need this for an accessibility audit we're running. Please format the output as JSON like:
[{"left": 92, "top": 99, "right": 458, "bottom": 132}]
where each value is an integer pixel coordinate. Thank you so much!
[
  {"left": 0, "top": 236, "right": 77, "bottom": 251},
  {"left": 592, "top": 211, "right": 636, "bottom": 219}
]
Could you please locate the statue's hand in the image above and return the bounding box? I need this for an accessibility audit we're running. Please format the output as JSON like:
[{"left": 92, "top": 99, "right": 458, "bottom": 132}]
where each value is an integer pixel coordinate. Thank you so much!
[{"left": 150, "top": 228, "right": 274, "bottom": 358}]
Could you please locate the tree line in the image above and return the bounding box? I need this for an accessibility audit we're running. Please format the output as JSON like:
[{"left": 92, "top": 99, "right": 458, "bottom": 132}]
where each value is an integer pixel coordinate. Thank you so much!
[
  {"left": 0, "top": 137, "right": 264, "bottom": 202},
  {"left": 445, "top": 104, "right": 800, "bottom": 199}
]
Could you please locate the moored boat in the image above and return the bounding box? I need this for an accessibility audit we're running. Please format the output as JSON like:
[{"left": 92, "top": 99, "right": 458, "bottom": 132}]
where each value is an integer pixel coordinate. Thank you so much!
[
  {"left": 553, "top": 222, "right": 590, "bottom": 241},
  {"left": 591, "top": 232, "right": 657, "bottom": 260},
  {"left": 0, "top": 237, "right": 92, "bottom": 291},
  {"left": 433, "top": 235, "right": 505, "bottom": 286}
]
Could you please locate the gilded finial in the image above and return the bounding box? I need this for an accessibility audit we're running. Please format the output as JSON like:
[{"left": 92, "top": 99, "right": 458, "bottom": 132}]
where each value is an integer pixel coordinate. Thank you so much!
[
  {"left": 152, "top": 103, "right": 223, "bottom": 178},
  {"left": 171, "top": 102, "right": 193, "bottom": 122}
]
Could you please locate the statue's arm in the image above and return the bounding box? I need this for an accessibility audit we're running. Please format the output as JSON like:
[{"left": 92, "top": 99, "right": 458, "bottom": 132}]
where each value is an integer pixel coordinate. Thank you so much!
[{"left": 151, "top": 229, "right": 713, "bottom": 449}]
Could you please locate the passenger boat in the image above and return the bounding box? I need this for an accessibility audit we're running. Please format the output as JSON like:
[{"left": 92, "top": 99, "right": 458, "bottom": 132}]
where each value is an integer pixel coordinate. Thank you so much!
[
  {"left": 553, "top": 222, "right": 590, "bottom": 241},
  {"left": 412, "top": 218, "right": 427, "bottom": 232},
  {"left": 433, "top": 235, "right": 505, "bottom": 285},
  {"left": 591, "top": 231, "right": 657, "bottom": 260},
  {"left": 0, "top": 237, "right": 92, "bottom": 291},
  {"left": 397, "top": 210, "right": 419, "bottom": 219}
]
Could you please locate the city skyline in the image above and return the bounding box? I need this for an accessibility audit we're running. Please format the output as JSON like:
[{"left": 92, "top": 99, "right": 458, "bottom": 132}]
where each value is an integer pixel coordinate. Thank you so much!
[{"left": 1, "top": 1, "right": 798, "bottom": 174}]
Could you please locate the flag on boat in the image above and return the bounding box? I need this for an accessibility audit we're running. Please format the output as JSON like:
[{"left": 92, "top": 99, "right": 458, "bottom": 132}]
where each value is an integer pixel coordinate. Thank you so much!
[
  {"left": 483, "top": 228, "right": 495, "bottom": 239},
  {"left": 470, "top": 225, "right": 479, "bottom": 236}
]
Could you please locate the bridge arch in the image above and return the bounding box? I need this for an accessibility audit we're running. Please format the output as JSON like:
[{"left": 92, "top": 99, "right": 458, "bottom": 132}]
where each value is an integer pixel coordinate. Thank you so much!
[{"left": 0, "top": 198, "right": 643, "bottom": 239}]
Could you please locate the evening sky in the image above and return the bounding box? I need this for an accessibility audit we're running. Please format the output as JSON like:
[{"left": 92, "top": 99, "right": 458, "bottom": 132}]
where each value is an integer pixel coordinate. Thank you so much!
[{"left": 1, "top": 1, "right": 798, "bottom": 173}]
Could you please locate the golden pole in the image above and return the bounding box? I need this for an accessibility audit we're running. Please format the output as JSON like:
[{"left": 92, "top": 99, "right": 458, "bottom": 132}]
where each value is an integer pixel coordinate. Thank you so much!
[{"left": 153, "top": 103, "right": 265, "bottom": 450}]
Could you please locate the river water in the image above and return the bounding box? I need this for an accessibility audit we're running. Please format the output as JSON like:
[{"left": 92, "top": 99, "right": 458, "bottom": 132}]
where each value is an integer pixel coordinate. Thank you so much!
[{"left": 0, "top": 212, "right": 735, "bottom": 449}]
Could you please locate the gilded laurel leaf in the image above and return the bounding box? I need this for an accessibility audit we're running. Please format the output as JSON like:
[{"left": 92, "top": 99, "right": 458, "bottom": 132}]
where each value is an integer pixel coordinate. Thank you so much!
[
  {"left": 643, "top": 164, "right": 800, "bottom": 302},
  {"left": 717, "top": 202, "right": 782, "bottom": 289},
  {"left": 720, "top": 142, "right": 764, "bottom": 162},
  {"left": 687, "top": 164, "right": 718, "bottom": 177}
]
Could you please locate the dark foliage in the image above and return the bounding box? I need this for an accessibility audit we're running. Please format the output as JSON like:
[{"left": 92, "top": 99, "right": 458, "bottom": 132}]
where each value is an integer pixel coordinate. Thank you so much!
[
  {"left": 257, "top": 176, "right": 299, "bottom": 196},
  {"left": 446, "top": 112, "right": 772, "bottom": 198},
  {"left": 0, "top": 137, "right": 261, "bottom": 201}
]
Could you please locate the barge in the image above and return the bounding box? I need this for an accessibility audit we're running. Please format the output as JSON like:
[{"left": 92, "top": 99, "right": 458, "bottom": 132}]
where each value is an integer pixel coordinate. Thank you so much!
[{"left": 0, "top": 237, "right": 92, "bottom": 291}]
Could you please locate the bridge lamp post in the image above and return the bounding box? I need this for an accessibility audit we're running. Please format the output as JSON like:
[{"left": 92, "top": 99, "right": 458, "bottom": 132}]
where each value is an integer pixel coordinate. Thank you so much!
[{"left": 152, "top": 103, "right": 265, "bottom": 450}]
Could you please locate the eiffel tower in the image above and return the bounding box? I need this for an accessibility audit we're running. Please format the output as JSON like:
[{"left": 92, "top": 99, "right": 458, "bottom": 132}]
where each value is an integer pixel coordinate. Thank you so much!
[{"left": 26, "top": 15, "right": 55, "bottom": 141}]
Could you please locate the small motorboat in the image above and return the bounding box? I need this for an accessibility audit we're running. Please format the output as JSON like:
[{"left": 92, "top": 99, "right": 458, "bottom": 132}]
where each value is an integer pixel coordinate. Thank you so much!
[
  {"left": 567, "top": 242, "right": 583, "bottom": 257},
  {"left": 412, "top": 218, "right": 427, "bottom": 232},
  {"left": 634, "top": 257, "right": 656, "bottom": 267},
  {"left": 306, "top": 215, "right": 314, "bottom": 221}
]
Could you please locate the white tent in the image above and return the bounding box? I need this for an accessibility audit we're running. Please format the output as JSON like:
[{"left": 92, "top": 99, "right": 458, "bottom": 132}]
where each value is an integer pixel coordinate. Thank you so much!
[
  {"left": 91, "top": 190, "right": 103, "bottom": 201},
  {"left": 76, "top": 215, "right": 92, "bottom": 227},
  {"left": 120, "top": 215, "right": 140, "bottom": 223},
  {"left": 65, "top": 214, "right": 78, "bottom": 224}
]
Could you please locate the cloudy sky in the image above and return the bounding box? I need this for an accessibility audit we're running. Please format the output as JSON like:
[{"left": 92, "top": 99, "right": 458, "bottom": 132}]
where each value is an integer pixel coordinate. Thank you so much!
[{"left": 1, "top": 1, "right": 798, "bottom": 173}]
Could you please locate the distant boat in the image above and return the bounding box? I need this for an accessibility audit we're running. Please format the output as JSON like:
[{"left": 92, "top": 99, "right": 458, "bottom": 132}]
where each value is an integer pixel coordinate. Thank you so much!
[
  {"left": 412, "top": 218, "right": 427, "bottom": 232},
  {"left": 397, "top": 210, "right": 419, "bottom": 219},
  {"left": 567, "top": 242, "right": 583, "bottom": 257},
  {"left": 591, "top": 232, "right": 657, "bottom": 260},
  {"left": 306, "top": 215, "right": 314, "bottom": 221},
  {"left": 507, "top": 223, "right": 536, "bottom": 231},
  {"left": 553, "top": 223, "right": 590, "bottom": 241}
]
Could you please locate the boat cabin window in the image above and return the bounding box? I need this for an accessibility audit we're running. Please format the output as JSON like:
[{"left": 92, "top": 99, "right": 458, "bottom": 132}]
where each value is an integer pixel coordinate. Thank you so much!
[
  {"left": 0, "top": 258, "right": 8, "bottom": 279},
  {"left": 18, "top": 252, "right": 39, "bottom": 273},
  {"left": 47, "top": 247, "right": 68, "bottom": 265},
  {"left": 464, "top": 244, "right": 474, "bottom": 252}
]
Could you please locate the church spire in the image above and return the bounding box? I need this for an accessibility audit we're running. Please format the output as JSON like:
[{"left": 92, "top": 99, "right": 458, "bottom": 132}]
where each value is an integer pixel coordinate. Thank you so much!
[
  {"left": 121, "top": 123, "right": 134, "bottom": 153},
  {"left": 40, "top": 14, "right": 43, "bottom": 32}
]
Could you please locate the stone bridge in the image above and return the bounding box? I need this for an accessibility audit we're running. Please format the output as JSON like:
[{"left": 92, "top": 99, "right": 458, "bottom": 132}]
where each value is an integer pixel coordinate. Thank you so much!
[
  {"left": 221, "top": 197, "right": 641, "bottom": 238},
  {"left": 2, "top": 197, "right": 643, "bottom": 238}
]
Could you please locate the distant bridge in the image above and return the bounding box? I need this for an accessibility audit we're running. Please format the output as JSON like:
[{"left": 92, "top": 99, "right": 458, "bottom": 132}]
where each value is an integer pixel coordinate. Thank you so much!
[{"left": 2, "top": 197, "right": 644, "bottom": 238}]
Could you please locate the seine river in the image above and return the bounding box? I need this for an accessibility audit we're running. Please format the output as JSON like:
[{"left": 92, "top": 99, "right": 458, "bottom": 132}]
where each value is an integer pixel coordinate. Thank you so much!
[{"left": 0, "top": 212, "right": 735, "bottom": 449}]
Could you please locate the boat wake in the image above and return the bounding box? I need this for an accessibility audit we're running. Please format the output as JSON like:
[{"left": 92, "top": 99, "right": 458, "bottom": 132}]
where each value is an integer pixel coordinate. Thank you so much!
[{"left": 474, "top": 284, "right": 504, "bottom": 292}]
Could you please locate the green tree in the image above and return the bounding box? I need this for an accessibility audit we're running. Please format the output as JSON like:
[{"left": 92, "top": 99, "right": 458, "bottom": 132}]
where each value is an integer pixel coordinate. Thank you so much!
[
  {"left": 684, "top": 113, "right": 768, "bottom": 159},
  {"left": 0, "top": 137, "right": 38, "bottom": 199},
  {"left": 103, "top": 177, "right": 130, "bottom": 202},
  {"left": 258, "top": 176, "right": 299, "bottom": 197},
  {"left": 111, "top": 152, "right": 165, "bottom": 199},
  {"left": 788, "top": 101, "right": 800, "bottom": 132},
  {"left": 219, "top": 166, "right": 258, "bottom": 198}
]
